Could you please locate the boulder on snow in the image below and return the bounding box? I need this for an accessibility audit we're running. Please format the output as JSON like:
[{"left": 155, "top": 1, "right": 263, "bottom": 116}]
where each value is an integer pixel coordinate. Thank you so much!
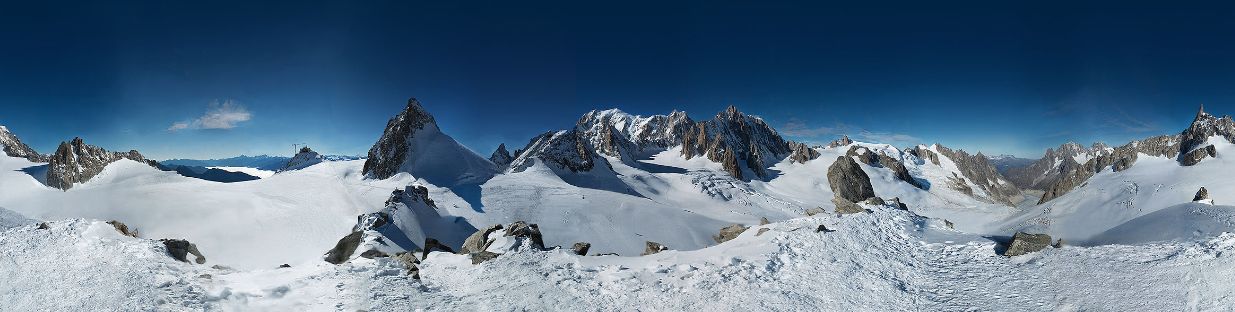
[
  {"left": 1180, "top": 144, "right": 1218, "bottom": 166},
  {"left": 106, "top": 220, "right": 138, "bottom": 238},
  {"left": 804, "top": 207, "right": 826, "bottom": 216},
  {"left": 863, "top": 197, "right": 885, "bottom": 206},
  {"left": 832, "top": 196, "right": 867, "bottom": 214},
  {"left": 759, "top": 217, "right": 771, "bottom": 225},
  {"left": 827, "top": 156, "right": 876, "bottom": 203},
  {"left": 713, "top": 224, "right": 748, "bottom": 243},
  {"left": 642, "top": 241, "right": 668, "bottom": 256},
  {"left": 161, "top": 239, "right": 206, "bottom": 264},
  {"left": 504, "top": 221, "right": 545, "bottom": 250},
  {"left": 394, "top": 251, "right": 421, "bottom": 278},
  {"left": 944, "top": 219, "right": 955, "bottom": 229},
  {"left": 360, "top": 249, "right": 388, "bottom": 259},
  {"left": 421, "top": 237, "right": 455, "bottom": 259},
  {"left": 470, "top": 251, "right": 500, "bottom": 265},
  {"left": 889, "top": 197, "right": 909, "bottom": 210},
  {"left": 571, "top": 242, "right": 591, "bottom": 256},
  {"left": 1003, "top": 232, "right": 1052, "bottom": 257},
  {"left": 324, "top": 231, "right": 364, "bottom": 264},
  {"left": 460, "top": 224, "right": 504, "bottom": 254},
  {"left": 757, "top": 228, "right": 771, "bottom": 236},
  {"left": 1194, "top": 187, "right": 1212, "bottom": 204}
]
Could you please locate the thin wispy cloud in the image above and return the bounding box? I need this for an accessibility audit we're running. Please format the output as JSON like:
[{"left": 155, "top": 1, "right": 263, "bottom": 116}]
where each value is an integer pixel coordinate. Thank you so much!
[{"left": 168, "top": 99, "right": 252, "bottom": 131}]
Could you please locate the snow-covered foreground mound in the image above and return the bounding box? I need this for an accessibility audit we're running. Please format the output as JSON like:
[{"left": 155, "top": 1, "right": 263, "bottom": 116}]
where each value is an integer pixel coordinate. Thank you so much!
[{"left": 6, "top": 204, "right": 1234, "bottom": 311}]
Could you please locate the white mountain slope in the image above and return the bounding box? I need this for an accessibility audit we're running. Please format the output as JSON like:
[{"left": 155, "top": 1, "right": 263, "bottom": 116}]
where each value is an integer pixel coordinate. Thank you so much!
[{"left": 5, "top": 202, "right": 1235, "bottom": 311}]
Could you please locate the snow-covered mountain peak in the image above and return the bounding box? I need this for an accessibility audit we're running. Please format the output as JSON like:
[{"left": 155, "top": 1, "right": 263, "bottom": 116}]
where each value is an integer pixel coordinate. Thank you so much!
[
  {"left": 362, "top": 98, "right": 495, "bottom": 186},
  {"left": 279, "top": 146, "right": 324, "bottom": 172}
]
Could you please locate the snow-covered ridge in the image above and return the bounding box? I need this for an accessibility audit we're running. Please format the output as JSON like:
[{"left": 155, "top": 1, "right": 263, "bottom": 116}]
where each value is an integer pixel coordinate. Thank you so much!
[
  {"left": 0, "top": 125, "right": 47, "bottom": 162},
  {"left": 362, "top": 98, "right": 496, "bottom": 186}
]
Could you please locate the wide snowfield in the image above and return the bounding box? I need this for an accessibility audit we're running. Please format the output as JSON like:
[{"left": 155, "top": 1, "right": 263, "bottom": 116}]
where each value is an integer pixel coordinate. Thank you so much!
[{"left": 3, "top": 204, "right": 1234, "bottom": 311}]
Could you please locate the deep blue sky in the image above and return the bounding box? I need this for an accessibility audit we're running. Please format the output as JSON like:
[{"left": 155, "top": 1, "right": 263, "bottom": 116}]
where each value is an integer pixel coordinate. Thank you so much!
[{"left": 2, "top": 1, "right": 1234, "bottom": 159}]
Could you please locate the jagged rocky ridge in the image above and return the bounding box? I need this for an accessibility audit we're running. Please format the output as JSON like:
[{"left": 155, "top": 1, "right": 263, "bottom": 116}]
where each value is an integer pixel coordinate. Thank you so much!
[
  {"left": 0, "top": 125, "right": 47, "bottom": 162},
  {"left": 1004, "top": 142, "right": 1111, "bottom": 191},
  {"left": 507, "top": 106, "right": 805, "bottom": 180},
  {"left": 323, "top": 183, "right": 471, "bottom": 269},
  {"left": 1035, "top": 106, "right": 1227, "bottom": 204},
  {"left": 45, "top": 137, "right": 159, "bottom": 190}
]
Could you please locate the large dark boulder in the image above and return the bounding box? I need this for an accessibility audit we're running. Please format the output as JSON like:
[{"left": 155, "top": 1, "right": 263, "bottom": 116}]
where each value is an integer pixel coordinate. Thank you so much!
[
  {"left": 1003, "top": 232, "right": 1052, "bottom": 256},
  {"left": 1195, "top": 187, "right": 1212, "bottom": 203},
  {"left": 827, "top": 156, "right": 876, "bottom": 203},
  {"left": 106, "top": 220, "right": 138, "bottom": 238},
  {"left": 161, "top": 239, "right": 206, "bottom": 264},
  {"left": 324, "top": 231, "right": 363, "bottom": 264}
]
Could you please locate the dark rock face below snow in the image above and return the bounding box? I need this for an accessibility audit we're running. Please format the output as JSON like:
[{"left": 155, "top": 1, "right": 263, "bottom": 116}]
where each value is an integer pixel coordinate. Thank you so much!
[
  {"left": 470, "top": 251, "right": 500, "bottom": 264},
  {"left": 1180, "top": 145, "right": 1217, "bottom": 166},
  {"left": 489, "top": 143, "right": 513, "bottom": 170},
  {"left": 713, "top": 224, "right": 748, "bottom": 243},
  {"left": 1003, "top": 232, "right": 1052, "bottom": 257},
  {"left": 504, "top": 221, "right": 545, "bottom": 250},
  {"left": 162, "top": 239, "right": 206, "bottom": 264},
  {"left": 827, "top": 156, "right": 876, "bottom": 203}
]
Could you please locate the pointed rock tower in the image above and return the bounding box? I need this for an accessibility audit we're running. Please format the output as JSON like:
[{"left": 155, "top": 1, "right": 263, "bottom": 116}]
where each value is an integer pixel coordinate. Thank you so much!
[{"left": 362, "top": 98, "right": 496, "bottom": 186}]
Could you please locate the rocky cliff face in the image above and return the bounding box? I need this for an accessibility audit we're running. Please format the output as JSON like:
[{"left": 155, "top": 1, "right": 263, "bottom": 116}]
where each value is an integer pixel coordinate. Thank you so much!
[
  {"left": 678, "top": 106, "right": 791, "bottom": 180},
  {"left": 45, "top": 137, "right": 158, "bottom": 190},
  {"left": 1038, "top": 135, "right": 1179, "bottom": 204},
  {"left": 512, "top": 106, "right": 791, "bottom": 180},
  {"left": 361, "top": 98, "right": 496, "bottom": 185},
  {"left": 0, "top": 125, "right": 47, "bottom": 162},
  {"left": 932, "top": 145, "right": 1022, "bottom": 206},
  {"left": 1177, "top": 105, "right": 1234, "bottom": 166},
  {"left": 1004, "top": 142, "right": 1112, "bottom": 191}
]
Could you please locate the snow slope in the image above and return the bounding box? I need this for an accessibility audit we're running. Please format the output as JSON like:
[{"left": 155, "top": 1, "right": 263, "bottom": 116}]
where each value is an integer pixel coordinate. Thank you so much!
[
  {"left": 0, "top": 156, "right": 415, "bottom": 269},
  {"left": 6, "top": 202, "right": 1235, "bottom": 311},
  {"left": 208, "top": 166, "right": 275, "bottom": 178}
]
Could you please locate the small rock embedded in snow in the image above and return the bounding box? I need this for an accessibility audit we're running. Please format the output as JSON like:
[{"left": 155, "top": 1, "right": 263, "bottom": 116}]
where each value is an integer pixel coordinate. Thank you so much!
[
  {"left": 832, "top": 196, "right": 866, "bottom": 214},
  {"left": 759, "top": 217, "right": 771, "bottom": 225},
  {"left": 713, "top": 224, "right": 748, "bottom": 243},
  {"left": 571, "top": 242, "right": 591, "bottom": 256},
  {"left": 1003, "top": 232, "right": 1052, "bottom": 257},
  {"left": 756, "top": 228, "right": 771, "bottom": 236},
  {"left": 1194, "top": 187, "right": 1213, "bottom": 205},
  {"left": 642, "top": 241, "right": 668, "bottom": 255},
  {"left": 161, "top": 239, "right": 206, "bottom": 264},
  {"left": 804, "top": 207, "right": 826, "bottom": 216},
  {"left": 815, "top": 225, "right": 834, "bottom": 233},
  {"left": 106, "top": 220, "right": 138, "bottom": 238},
  {"left": 504, "top": 221, "right": 545, "bottom": 250},
  {"left": 470, "top": 251, "right": 500, "bottom": 264}
]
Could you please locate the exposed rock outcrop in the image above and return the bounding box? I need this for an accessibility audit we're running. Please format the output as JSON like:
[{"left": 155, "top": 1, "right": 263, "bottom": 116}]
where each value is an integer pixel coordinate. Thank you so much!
[
  {"left": 826, "top": 135, "right": 853, "bottom": 148},
  {"left": 932, "top": 145, "right": 1021, "bottom": 206},
  {"left": 504, "top": 221, "right": 545, "bottom": 250},
  {"left": 788, "top": 141, "right": 821, "bottom": 163},
  {"left": 678, "top": 106, "right": 792, "bottom": 180},
  {"left": 161, "top": 239, "right": 207, "bottom": 264},
  {"left": 571, "top": 242, "right": 591, "bottom": 256},
  {"left": 106, "top": 220, "right": 138, "bottom": 238},
  {"left": 1195, "top": 187, "right": 1212, "bottom": 204},
  {"left": 832, "top": 196, "right": 867, "bottom": 214},
  {"left": 45, "top": 137, "right": 159, "bottom": 190},
  {"left": 0, "top": 125, "right": 47, "bottom": 162},
  {"left": 362, "top": 98, "right": 496, "bottom": 185},
  {"left": 1038, "top": 135, "right": 1179, "bottom": 204},
  {"left": 713, "top": 224, "right": 748, "bottom": 243},
  {"left": 1005, "top": 142, "right": 1110, "bottom": 190},
  {"left": 1003, "top": 232, "right": 1051, "bottom": 257},
  {"left": 460, "top": 224, "right": 504, "bottom": 254},
  {"left": 827, "top": 156, "right": 876, "bottom": 203},
  {"left": 642, "top": 241, "right": 668, "bottom": 255},
  {"left": 1177, "top": 104, "right": 1234, "bottom": 166},
  {"left": 324, "top": 231, "right": 364, "bottom": 264}
]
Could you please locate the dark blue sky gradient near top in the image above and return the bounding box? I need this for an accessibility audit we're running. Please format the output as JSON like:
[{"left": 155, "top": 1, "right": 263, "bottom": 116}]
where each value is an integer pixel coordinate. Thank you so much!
[{"left": 1, "top": 1, "right": 1233, "bottom": 159}]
